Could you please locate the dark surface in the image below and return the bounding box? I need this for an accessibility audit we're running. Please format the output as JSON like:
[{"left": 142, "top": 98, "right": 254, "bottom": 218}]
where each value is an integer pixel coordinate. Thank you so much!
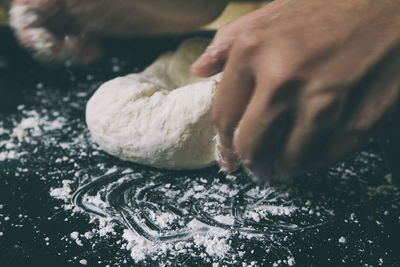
[{"left": 1, "top": 27, "right": 400, "bottom": 266}]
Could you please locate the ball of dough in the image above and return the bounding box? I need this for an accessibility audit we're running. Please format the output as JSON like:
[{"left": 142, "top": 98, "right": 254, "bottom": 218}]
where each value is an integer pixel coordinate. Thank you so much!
[{"left": 86, "top": 38, "right": 220, "bottom": 169}]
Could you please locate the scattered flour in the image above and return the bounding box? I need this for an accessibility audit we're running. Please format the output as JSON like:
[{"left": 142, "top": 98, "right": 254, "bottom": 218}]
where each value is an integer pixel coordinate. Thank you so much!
[
  {"left": 193, "top": 231, "right": 231, "bottom": 258},
  {"left": 47, "top": 171, "right": 308, "bottom": 265},
  {"left": 249, "top": 205, "right": 297, "bottom": 217},
  {"left": 50, "top": 180, "right": 73, "bottom": 200},
  {"left": 148, "top": 210, "right": 179, "bottom": 229},
  {"left": 0, "top": 107, "right": 66, "bottom": 162},
  {"left": 214, "top": 214, "right": 235, "bottom": 225},
  {"left": 1, "top": 105, "right": 308, "bottom": 265},
  {"left": 2, "top": 40, "right": 396, "bottom": 267}
]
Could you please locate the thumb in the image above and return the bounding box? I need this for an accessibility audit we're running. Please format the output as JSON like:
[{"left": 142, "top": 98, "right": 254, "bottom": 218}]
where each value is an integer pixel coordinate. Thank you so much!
[{"left": 190, "top": 21, "right": 240, "bottom": 78}]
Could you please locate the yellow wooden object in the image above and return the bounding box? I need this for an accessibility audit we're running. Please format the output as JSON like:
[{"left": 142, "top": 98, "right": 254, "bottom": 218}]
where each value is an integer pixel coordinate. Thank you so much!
[
  {"left": 203, "top": 1, "right": 267, "bottom": 30},
  {"left": 0, "top": 7, "right": 7, "bottom": 25}
]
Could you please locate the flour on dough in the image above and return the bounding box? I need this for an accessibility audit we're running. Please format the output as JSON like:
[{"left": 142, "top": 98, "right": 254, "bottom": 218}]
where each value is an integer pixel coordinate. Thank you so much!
[{"left": 86, "top": 38, "right": 220, "bottom": 169}]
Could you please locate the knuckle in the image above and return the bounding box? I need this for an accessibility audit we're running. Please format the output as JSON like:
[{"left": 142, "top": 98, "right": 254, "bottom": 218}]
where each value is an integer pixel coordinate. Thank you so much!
[
  {"left": 235, "top": 29, "right": 264, "bottom": 55},
  {"left": 310, "top": 102, "right": 338, "bottom": 127},
  {"left": 303, "top": 86, "right": 343, "bottom": 127},
  {"left": 271, "top": 50, "right": 305, "bottom": 78},
  {"left": 213, "top": 24, "right": 235, "bottom": 46},
  {"left": 214, "top": 24, "right": 229, "bottom": 38},
  {"left": 259, "top": 36, "right": 307, "bottom": 78}
]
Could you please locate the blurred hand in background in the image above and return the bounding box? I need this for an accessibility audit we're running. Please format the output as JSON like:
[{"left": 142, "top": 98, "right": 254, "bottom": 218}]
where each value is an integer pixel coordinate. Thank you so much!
[{"left": 9, "top": 0, "right": 228, "bottom": 63}]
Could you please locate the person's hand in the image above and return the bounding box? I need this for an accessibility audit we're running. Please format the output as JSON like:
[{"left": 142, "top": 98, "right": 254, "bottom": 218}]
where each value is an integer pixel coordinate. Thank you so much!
[
  {"left": 191, "top": 0, "right": 400, "bottom": 183},
  {"left": 9, "top": 0, "right": 228, "bottom": 63}
]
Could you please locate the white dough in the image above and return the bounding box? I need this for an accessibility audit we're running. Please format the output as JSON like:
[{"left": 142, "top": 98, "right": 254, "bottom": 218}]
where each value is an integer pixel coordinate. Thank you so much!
[{"left": 86, "top": 38, "right": 220, "bottom": 169}]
